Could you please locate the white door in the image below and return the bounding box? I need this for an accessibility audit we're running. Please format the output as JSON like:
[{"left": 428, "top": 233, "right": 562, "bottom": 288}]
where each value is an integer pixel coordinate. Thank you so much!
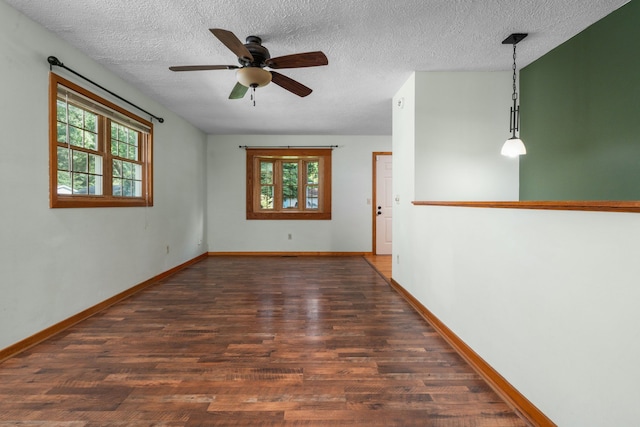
[{"left": 375, "top": 154, "right": 393, "bottom": 255}]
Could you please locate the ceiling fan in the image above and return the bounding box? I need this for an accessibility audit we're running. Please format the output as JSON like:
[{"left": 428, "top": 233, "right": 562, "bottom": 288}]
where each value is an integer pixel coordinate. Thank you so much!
[{"left": 169, "top": 28, "right": 328, "bottom": 100}]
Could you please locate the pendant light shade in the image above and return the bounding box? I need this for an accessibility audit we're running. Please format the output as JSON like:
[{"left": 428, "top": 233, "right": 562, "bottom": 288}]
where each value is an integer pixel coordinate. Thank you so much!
[
  {"left": 501, "top": 33, "right": 528, "bottom": 157},
  {"left": 236, "top": 67, "right": 272, "bottom": 88},
  {"left": 501, "top": 137, "right": 527, "bottom": 157}
]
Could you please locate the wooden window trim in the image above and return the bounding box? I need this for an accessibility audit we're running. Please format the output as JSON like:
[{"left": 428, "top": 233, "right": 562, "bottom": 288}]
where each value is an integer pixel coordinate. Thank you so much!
[
  {"left": 246, "top": 148, "right": 332, "bottom": 220},
  {"left": 49, "top": 73, "right": 153, "bottom": 208}
]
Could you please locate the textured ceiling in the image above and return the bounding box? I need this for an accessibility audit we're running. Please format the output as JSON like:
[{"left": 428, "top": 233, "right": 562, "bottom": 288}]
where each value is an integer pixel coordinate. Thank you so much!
[{"left": 4, "top": 0, "right": 629, "bottom": 135}]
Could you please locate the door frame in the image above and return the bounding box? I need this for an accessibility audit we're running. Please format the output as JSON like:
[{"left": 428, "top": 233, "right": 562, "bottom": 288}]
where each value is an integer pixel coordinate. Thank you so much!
[{"left": 372, "top": 152, "right": 392, "bottom": 254}]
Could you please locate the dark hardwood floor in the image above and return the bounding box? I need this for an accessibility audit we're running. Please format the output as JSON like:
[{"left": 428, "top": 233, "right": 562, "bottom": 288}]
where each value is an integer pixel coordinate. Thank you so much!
[{"left": 0, "top": 256, "right": 527, "bottom": 426}]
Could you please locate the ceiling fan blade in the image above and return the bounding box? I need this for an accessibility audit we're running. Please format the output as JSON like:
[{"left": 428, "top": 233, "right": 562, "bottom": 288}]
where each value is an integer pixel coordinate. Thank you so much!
[
  {"left": 210, "top": 28, "right": 254, "bottom": 62},
  {"left": 169, "top": 65, "right": 239, "bottom": 72},
  {"left": 229, "top": 82, "right": 249, "bottom": 99},
  {"left": 270, "top": 71, "right": 313, "bottom": 97},
  {"left": 266, "top": 51, "right": 328, "bottom": 69}
]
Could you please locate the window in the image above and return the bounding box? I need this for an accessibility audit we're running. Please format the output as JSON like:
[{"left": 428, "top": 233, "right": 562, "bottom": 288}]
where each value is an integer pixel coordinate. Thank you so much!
[
  {"left": 50, "top": 73, "right": 153, "bottom": 208},
  {"left": 246, "top": 148, "right": 331, "bottom": 220}
]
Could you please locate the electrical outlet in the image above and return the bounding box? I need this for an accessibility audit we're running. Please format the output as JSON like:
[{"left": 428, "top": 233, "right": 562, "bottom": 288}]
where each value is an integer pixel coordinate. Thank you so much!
[
  {"left": 166, "top": 245, "right": 170, "bottom": 254},
  {"left": 288, "top": 233, "right": 292, "bottom": 240}
]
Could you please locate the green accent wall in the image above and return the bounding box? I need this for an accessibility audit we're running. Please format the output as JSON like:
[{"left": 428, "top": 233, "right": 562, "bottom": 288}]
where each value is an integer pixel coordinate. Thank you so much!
[{"left": 519, "top": 1, "right": 640, "bottom": 200}]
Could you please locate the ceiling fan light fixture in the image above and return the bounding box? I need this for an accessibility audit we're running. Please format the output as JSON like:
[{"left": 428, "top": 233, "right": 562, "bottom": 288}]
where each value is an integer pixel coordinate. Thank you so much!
[{"left": 236, "top": 67, "right": 272, "bottom": 88}]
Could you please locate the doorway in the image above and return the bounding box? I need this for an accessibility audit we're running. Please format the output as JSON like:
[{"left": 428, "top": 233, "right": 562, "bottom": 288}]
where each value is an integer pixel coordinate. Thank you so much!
[{"left": 372, "top": 152, "right": 392, "bottom": 255}]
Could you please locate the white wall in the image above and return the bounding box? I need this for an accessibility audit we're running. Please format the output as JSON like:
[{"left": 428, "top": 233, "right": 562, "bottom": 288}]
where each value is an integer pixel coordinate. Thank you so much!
[
  {"left": 414, "top": 72, "right": 519, "bottom": 201},
  {"left": 0, "top": 1, "right": 207, "bottom": 350},
  {"left": 392, "top": 74, "right": 416, "bottom": 269},
  {"left": 393, "top": 73, "right": 640, "bottom": 426},
  {"left": 207, "top": 135, "right": 391, "bottom": 253},
  {"left": 398, "top": 206, "right": 640, "bottom": 427}
]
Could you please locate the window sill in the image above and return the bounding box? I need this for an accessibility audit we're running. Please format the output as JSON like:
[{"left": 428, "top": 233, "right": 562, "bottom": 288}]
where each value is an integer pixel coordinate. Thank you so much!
[
  {"left": 247, "top": 212, "right": 331, "bottom": 220},
  {"left": 51, "top": 195, "right": 153, "bottom": 208}
]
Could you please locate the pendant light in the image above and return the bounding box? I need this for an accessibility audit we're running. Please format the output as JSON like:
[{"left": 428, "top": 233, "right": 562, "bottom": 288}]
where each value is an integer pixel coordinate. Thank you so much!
[
  {"left": 501, "top": 33, "right": 528, "bottom": 157},
  {"left": 236, "top": 67, "right": 272, "bottom": 106},
  {"left": 236, "top": 67, "right": 272, "bottom": 88}
]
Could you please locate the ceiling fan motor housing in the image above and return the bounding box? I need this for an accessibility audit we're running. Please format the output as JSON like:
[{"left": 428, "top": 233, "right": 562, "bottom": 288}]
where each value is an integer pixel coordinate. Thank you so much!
[{"left": 239, "top": 36, "right": 271, "bottom": 67}]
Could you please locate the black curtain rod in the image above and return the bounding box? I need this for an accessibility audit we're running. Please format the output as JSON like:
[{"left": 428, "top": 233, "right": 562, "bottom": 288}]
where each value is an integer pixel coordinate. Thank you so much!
[
  {"left": 239, "top": 145, "right": 338, "bottom": 149},
  {"left": 48, "top": 56, "right": 164, "bottom": 123}
]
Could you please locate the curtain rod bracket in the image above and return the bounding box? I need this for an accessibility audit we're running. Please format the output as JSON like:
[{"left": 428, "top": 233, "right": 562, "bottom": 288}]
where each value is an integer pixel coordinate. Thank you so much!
[{"left": 47, "top": 55, "right": 164, "bottom": 124}]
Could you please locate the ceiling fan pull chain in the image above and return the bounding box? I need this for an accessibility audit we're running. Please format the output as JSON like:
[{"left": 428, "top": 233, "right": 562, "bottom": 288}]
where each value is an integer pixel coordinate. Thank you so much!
[{"left": 251, "top": 86, "right": 256, "bottom": 107}]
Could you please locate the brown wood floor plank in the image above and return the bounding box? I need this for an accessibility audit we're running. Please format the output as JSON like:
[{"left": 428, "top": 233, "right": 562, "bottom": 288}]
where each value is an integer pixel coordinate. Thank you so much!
[{"left": 0, "top": 256, "right": 528, "bottom": 426}]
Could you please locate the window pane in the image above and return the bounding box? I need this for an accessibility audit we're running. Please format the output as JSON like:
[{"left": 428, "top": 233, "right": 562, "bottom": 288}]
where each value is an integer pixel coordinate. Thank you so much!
[
  {"left": 88, "top": 154, "right": 103, "bottom": 175},
  {"left": 69, "top": 126, "right": 83, "bottom": 147},
  {"left": 112, "top": 178, "right": 122, "bottom": 196},
  {"left": 88, "top": 175, "right": 97, "bottom": 195},
  {"left": 134, "top": 180, "right": 142, "bottom": 197},
  {"left": 128, "top": 145, "right": 138, "bottom": 161},
  {"left": 84, "top": 131, "right": 97, "bottom": 150},
  {"left": 133, "top": 163, "right": 142, "bottom": 180},
  {"left": 113, "top": 159, "right": 122, "bottom": 177},
  {"left": 116, "top": 178, "right": 141, "bottom": 198},
  {"left": 282, "top": 162, "right": 298, "bottom": 209},
  {"left": 261, "top": 186, "right": 273, "bottom": 209},
  {"left": 111, "top": 123, "right": 138, "bottom": 160},
  {"left": 123, "top": 179, "right": 133, "bottom": 197},
  {"left": 57, "top": 171, "right": 71, "bottom": 194},
  {"left": 118, "top": 125, "right": 126, "bottom": 142},
  {"left": 57, "top": 122, "right": 67, "bottom": 143},
  {"left": 307, "top": 161, "right": 319, "bottom": 184},
  {"left": 90, "top": 175, "right": 103, "bottom": 195},
  {"left": 72, "top": 151, "right": 88, "bottom": 172},
  {"left": 260, "top": 161, "right": 273, "bottom": 184},
  {"left": 68, "top": 104, "right": 83, "bottom": 127},
  {"left": 57, "top": 100, "right": 67, "bottom": 123},
  {"left": 72, "top": 173, "right": 88, "bottom": 194},
  {"left": 128, "top": 129, "right": 137, "bottom": 145},
  {"left": 57, "top": 147, "right": 69, "bottom": 171},
  {"left": 306, "top": 185, "right": 319, "bottom": 209},
  {"left": 122, "top": 161, "right": 133, "bottom": 179},
  {"left": 85, "top": 112, "right": 97, "bottom": 133},
  {"left": 118, "top": 141, "right": 128, "bottom": 158}
]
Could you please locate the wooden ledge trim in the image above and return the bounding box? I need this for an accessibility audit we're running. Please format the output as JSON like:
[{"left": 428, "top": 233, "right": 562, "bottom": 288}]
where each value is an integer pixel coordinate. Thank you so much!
[
  {"left": 0, "top": 253, "right": 208, "bottom": 363},
  {"left": 208, "top": 251, "right": 370, "bottom": 257},
  {"left": 412, "top": 200, "right": 640, "bottom": 213},
  {"left": 389, "top": 278, "right": 556, "bottom": 427}
]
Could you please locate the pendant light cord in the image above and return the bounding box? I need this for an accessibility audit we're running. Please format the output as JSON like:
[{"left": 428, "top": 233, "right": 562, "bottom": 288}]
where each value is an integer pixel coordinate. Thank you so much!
[
  {"left": 512, "top": 44, "right": 518, "bottom": 103},
  {"left": 510, "top": 43, "right": 519, "bottom": 137}
]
